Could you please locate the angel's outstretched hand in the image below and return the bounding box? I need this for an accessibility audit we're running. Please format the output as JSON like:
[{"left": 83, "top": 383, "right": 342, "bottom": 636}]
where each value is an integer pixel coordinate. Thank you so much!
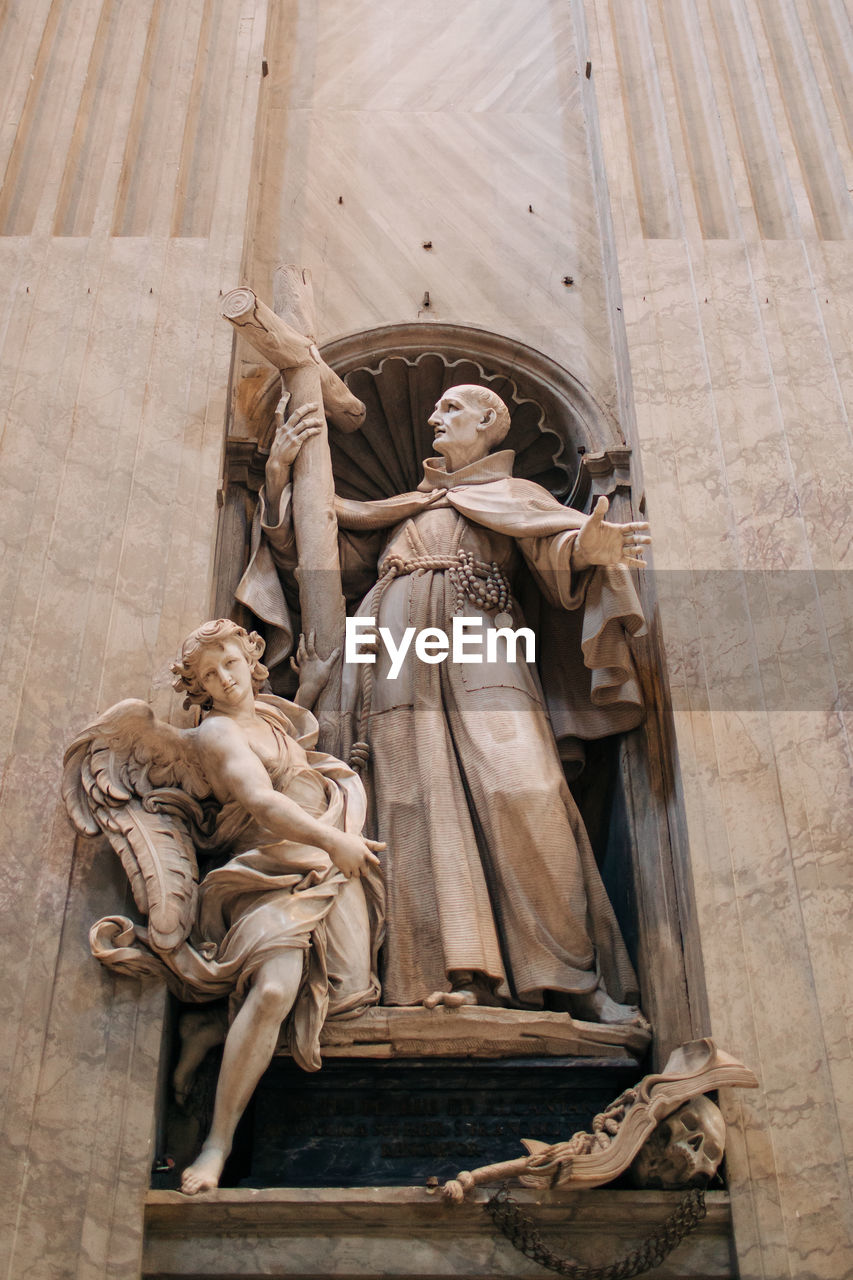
[{"left": 572, "top": 496, "right": 651, "bottom": 570}]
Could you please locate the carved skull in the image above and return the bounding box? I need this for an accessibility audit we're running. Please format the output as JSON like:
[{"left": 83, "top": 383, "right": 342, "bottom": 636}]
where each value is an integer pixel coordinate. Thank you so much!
[{"left": 630, "top": 1096, "right": 726, "bottom": 1189}]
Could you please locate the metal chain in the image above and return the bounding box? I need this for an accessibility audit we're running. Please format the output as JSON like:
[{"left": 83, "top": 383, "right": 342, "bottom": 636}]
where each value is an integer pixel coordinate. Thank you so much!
[{"left": 485, "top": 1185, "right": 707, "bottom": 1280}]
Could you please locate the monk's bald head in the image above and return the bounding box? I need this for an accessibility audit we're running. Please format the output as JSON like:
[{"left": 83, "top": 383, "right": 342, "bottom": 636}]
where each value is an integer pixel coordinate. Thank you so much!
[
  {"left": 427, "top": 385, "right": 512, "bottom": 471},
  {"left": 448, "top": 385, "right": 511, "bottom": 447}
]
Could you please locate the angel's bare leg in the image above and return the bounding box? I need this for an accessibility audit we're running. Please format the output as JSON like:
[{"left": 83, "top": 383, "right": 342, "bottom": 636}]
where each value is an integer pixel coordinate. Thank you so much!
[
  {"left": 181, "top": 950, "right": 303, "bottom": 1195},
  {"left": 173, "top": 1007, "right": 228, "bottom": 1106}
]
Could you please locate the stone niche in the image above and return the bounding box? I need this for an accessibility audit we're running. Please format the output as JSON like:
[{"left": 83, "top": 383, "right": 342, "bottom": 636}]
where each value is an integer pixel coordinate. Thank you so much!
[{"left": 150, "top": 320, "right": 705, "bottom": 1199}]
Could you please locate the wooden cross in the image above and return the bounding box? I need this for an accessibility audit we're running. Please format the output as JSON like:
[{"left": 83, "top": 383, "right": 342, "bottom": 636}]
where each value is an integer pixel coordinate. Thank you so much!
[{"left": 222, "top": 267, "right": 364, "bottom": 752}]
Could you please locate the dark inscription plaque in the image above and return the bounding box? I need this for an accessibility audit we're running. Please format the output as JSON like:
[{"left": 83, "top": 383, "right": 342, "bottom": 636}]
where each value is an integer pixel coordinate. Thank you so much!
[{"left": 243, "top": 1057, "right": 641, "bottom": 1187}]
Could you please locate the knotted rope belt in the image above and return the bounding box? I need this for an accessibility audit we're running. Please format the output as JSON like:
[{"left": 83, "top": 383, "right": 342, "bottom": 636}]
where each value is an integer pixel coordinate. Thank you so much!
[
  {"left": 375, "top": 548, "right": 512, "bottom": 615},
  {"left": 350, "top": 550, "right": 514, "bottom": 768}
]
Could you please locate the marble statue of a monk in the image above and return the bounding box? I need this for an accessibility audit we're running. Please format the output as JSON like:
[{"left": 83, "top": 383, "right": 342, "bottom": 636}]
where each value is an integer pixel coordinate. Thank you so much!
[{"left": 237, "top": 385, "right": 651, "bottom": 1023}]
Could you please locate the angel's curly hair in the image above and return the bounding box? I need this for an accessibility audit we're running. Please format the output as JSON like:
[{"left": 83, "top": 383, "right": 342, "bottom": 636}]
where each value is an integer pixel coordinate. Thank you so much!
[{"left": 171, "top": 619, "right": 269, "bottom": 709}]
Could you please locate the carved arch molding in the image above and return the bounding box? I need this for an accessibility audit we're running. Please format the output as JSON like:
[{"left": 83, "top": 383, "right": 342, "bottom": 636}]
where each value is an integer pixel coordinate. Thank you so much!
[{"left": 222, "top": 322, "right": 634, "bottom": 511}]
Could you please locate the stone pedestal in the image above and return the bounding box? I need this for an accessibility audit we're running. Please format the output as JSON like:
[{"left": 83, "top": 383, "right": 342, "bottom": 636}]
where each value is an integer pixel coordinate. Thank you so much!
[
  {"left": 318, "top": 1006, "right": 651, "bottom": 1060},
  {"left": 143, "top": 1187, "right": 734, "bottom": 1279}
]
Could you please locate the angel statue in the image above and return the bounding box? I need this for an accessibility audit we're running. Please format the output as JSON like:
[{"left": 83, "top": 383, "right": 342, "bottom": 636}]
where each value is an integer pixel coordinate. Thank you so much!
[{"left": 62, "top": 619, "right": 385, "bottom": 1194}]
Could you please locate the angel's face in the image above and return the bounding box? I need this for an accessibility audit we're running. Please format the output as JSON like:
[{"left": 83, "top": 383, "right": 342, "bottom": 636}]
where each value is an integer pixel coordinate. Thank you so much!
[{"left": 197, "top": 640, "right": 254, "bottom": 711}]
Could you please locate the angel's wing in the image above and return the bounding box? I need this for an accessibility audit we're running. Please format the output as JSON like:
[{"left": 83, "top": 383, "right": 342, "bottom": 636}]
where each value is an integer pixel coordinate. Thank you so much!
[{"left": 62, "top": 700, "right": 213, "bottom": 953}]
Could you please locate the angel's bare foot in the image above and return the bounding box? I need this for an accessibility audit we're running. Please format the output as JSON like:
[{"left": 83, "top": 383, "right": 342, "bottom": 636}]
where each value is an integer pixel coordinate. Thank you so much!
[
  {"left": 180, "top": 1142, "right": 228, "bottom": 1194},
  {"left": 173, "top": 1008, "right": 228, "bottom": 1106},
  {"left": 571, "top": 983, "right": 650, "bottom": 1029}
]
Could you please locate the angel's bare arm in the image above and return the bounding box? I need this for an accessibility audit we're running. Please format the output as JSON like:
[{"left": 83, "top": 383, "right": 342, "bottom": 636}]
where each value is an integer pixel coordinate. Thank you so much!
[{"left": 197, "top": 718, "right": 381, "bottom": 878}]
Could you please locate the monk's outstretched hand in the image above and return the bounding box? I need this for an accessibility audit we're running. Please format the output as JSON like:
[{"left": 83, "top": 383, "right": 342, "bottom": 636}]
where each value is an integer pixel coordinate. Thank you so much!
[{"left": 572, "top": 495, "right": 650, "bottom": 570}]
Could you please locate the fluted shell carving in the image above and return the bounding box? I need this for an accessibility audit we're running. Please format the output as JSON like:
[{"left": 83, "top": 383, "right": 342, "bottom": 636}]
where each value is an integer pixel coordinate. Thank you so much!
[
  {"left": 324, "top": 353, "right": 577, "bottom": 502},
  {"left": 235, "top": 353, "right": 563, "bottom": 506}
]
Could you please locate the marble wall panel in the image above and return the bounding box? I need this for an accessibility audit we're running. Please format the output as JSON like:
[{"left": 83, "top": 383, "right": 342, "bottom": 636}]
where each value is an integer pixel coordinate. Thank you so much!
[
  {"left": 244, "top": 0, "right": 622, "bottom": 423},
  {"left": 606, "top": 0, "right": 681, "bottom": 239},
  {"left": 0, "top": 0, "right": 269, "bottom": 1274},
  {"left": 587, "top": 1, "right": 853, "bottom": 1275},
  {"left": 702, "top": 0, "right": 800, "bottom": 239},
  {"left": 805, "top": 0, "right": 853, "bottom": 159},
  {"left": 2, "top": 1, "right": 852, "bottom": 1277},
  {"left": 53, "top": 0, "right": 157, "bottom": 238},
  {"left": 657, "top": 0, "right": 740, "bottom": 240},
  {"left": 753, "top": 0, "right": 853, "bottom": 238},
  {"left": 172, "top": 0, "right": 245, "bottom": 238},
  {"left": 112, "top": 0, "right": 206, "bottom": 238},
  {"left": 0, "top": 0, "right": 55, "bottom": 182},
  {"left": 0, "top": 0, "right": 104, "bottom": 236}
]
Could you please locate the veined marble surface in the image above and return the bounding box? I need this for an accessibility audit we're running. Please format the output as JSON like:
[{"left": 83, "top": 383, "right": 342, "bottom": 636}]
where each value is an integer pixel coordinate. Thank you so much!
[
  {"left": 0, "top": 2, "right": 270, "bottom": 1276},
  {"left": 587, "top": 1, "right": 853, "bottom": 1276},
  {"left": 0, "top": 1, "right": 851, "bottom": 1277},
  {"left": 246, "top": 0, "right": 621, "bottom": 424}
]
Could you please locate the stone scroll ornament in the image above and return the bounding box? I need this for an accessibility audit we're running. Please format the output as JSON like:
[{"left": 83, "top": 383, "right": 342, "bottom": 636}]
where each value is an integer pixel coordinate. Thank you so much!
[{"left": 441, "top": 1038, "right": 758, "bottom": 1200}]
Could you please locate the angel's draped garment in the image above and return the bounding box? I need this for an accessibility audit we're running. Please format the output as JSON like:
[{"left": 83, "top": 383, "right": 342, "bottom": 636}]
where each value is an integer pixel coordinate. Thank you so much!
[
  {"left": 92, "top": 697, "right": 382, "bottom": 1071},
  {"left": 237, "top": 449, "right": 646, "bottom": 1008}
]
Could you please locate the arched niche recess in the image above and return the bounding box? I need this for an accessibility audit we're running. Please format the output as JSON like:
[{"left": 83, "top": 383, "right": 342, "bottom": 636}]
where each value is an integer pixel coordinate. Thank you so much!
[
  {"left": 215, "top": 322, "right": 702, "bottom": 1067},
  {"left": 221, "top": 322, "right": 631, "bottom": 511},
  {"left": 319, "top": 322, "right": 623, "bottom": 505}
]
